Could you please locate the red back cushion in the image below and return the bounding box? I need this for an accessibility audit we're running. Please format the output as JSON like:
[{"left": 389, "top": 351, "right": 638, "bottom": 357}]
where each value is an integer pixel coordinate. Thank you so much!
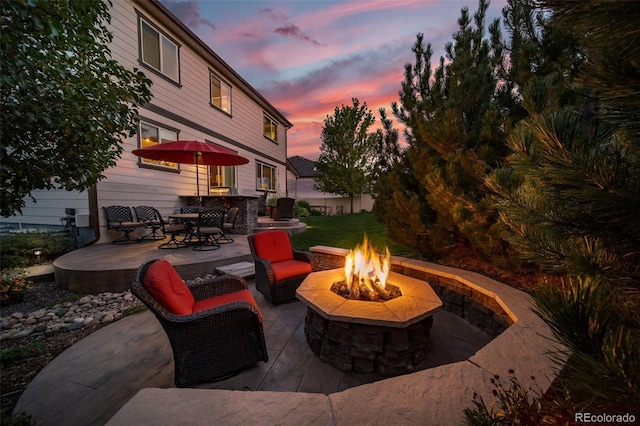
[
  {"left": 253, "top": 231, "right": 293, "bottom": 263},
  {"left": 142, "top": 260, "right": 195, "bottom": 315},
  {"left": 192, "top": 289, "right": 262, "bottom": 321}
]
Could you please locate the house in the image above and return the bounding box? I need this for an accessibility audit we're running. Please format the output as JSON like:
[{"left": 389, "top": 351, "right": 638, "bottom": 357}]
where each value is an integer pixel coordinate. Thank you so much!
[
  {"left": 286, "top": 155, "right": 373, "bottom": 215},
  {"left": 0, "top": 0, "right": 292, "bottom": 244}
]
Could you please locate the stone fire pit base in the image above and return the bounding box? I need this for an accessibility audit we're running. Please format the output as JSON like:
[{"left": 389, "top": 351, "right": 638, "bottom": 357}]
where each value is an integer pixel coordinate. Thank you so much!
[{"left": 304, "top": 307, "right": 434, "bottom": 377}]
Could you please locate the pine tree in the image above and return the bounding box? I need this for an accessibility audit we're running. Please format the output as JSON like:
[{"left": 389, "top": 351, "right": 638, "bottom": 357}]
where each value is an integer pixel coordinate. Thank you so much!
[
  {"left": 481, "top": 0, "right": 640, "bottom": 415},
  {"left": 383, "top": 0, "right": 512, "bottom": 260},
  {"left": 486, "top": 1, "right": 640, "bottom": 286}
]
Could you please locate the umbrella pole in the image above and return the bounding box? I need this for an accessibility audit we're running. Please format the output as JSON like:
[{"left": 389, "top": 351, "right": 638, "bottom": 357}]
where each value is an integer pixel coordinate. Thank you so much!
[{"left": 195, "top": 152, "right": 201, "bottom": 207}]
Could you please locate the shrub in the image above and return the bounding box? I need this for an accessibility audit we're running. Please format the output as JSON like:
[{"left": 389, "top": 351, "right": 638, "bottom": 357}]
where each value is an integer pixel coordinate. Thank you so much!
[
  {"left": 0, "top": 269, "right": 32, "bottom": 304},
  {"left": 0, "top": 231, "right": 72, "bottom": 269},
  {"left": 293, "top": 200, "right": 311, "bottom": 218},
  {"left": 0, "top": 342, "right": 45, "bottom": 365},
  {"left": 296, "top": 200, "right": 311, "bottom": 210},
  {"left": 464, "top": 370, "right": 576, "bottom": 425}
]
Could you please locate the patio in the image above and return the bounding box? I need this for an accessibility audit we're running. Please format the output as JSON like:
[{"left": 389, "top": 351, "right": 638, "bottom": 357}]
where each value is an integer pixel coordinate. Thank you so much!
[
  {"left": 16, "top": 242, "right": 563, "bottom": 425},
  {"left": 53, "top": 216, "right": 305, "bottom": 294}
]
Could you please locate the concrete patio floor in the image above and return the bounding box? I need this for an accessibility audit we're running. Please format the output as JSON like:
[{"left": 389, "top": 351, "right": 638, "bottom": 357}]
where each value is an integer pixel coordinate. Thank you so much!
[
  {"left": 14, "top": 276, "right": 492, "bottom": 425},
  {"left": 15, "top": 238, "right": 562, "bottom": 425}
]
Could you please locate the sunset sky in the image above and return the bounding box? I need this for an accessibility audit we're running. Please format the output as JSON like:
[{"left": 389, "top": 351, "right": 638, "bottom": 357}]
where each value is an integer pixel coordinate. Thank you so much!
[{"left": 160, "top": 0, "right": 508, "bottom": 160}]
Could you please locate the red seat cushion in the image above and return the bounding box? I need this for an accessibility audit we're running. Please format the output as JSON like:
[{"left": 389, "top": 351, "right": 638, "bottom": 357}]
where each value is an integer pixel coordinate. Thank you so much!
[
  {"left": 193, "top": 289, "right": 262, "bottom": 321},
  {"left": 253, "top": 231, "right": 293, "bottom": 263},
  {"left": 142, "top": 260, "right": 195, "bottom": 315},
  {"left": 271, "top": 259, "right": 312, "bottom": 281}
]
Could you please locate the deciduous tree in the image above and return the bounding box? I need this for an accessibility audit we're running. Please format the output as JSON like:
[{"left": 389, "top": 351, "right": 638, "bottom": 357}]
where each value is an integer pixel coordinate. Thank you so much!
[
  {"left": 315, "top": 98, "right": 378, "bottom": 214},
  {"left": 0, "top": 0, "right": 152, "bottom": 217}
]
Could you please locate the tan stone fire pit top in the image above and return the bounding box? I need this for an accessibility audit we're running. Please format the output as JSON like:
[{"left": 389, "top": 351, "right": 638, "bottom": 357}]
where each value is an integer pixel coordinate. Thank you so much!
[{"left": 296, "top": 268, "right": 442, "bottom": 328}]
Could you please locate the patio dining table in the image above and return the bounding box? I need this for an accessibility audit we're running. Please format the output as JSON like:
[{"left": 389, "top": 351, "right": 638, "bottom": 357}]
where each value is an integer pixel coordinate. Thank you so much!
[{"left": 167, "top": 213, "right": 200, "bottom": 245}]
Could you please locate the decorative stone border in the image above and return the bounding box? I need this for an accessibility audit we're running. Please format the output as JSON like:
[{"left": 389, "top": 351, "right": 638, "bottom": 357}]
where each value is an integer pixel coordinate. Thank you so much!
[{"left": 108, "top": 247, "right": 565, "bottom": 426}]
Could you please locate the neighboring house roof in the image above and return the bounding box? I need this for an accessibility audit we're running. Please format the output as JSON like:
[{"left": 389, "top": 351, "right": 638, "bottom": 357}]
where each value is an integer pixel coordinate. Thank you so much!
[
  {"left": 287, "top": 156, "right": 317, "bottom": 178},
  {"left": 144, "top": 0, "right": 292, "bottom": 129}
]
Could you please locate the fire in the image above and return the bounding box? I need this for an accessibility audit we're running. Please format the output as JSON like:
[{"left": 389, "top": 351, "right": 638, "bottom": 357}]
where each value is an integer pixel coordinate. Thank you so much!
[{"left": 344, "top": 235, "right": 390, "bottom": 297}]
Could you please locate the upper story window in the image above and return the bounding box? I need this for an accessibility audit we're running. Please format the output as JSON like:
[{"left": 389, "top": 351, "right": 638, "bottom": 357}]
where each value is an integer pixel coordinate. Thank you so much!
[
  {"left": 139, "top": 122, "right": 178, "bottom": 170},
  {"left": 140, "top": 18, "right": 179, "bottom": 82},
  {"left": 263, "top": 115, "right": 277, "bottom": 142},
  {"left": 210, "top": 72, "right": 231, "bottom": 114}
]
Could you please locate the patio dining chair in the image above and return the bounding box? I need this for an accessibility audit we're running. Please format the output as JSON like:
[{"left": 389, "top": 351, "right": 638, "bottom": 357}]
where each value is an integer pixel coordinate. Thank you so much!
[
  {"left": 192, "top": 209, "right": 225, "bottom": 251},
  {"left": 134, "top": 206, "right": 165, "bottom": 240},
  {"left": 103, "top": 206, "right": 144, "bottom": 244},
  {"left": 219, "top": 207, "right": 239, "bottom": 243},
  {"left": 257, "top": 192, "right": 267, "bottom": 216},
  {"left": 131, "top": 259, "right": 268, "bottom": 387},
  {"left": 180, "top": 207, "right": 201, "bottom": 214},
  {"left": 154, "top": 209, "right": 189, "bottom": 249}
]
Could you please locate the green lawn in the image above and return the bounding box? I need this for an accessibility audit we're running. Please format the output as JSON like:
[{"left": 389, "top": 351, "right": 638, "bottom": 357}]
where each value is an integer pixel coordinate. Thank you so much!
[{"left": 290, "top": 212, "right": 411, "bottom": 255}]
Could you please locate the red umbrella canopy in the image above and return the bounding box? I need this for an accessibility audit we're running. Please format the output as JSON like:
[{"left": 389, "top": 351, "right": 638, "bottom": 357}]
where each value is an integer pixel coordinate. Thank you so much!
[{"left": 132, "top": 140, "right": 249, "bottom": 165}]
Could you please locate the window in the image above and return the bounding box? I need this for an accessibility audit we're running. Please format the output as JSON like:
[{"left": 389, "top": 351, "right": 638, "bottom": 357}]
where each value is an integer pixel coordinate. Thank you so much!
[
  {"left": 210, "top": 73, "right": 231, "bottom": 114},
  {"left": 139, "top": 122, "right": 178, "bottom": 169},
  {"left": 256, "top": 162, "right": 276, "bottom": 191},
  {"left": 140, "top": 18, "right": 179, "bottom": 82},
  {"left": 210, "top": 165, "right": 236, "bottom": 188},
  {"left": 263, "top": 115, "right": 277, "bottom": 142}
]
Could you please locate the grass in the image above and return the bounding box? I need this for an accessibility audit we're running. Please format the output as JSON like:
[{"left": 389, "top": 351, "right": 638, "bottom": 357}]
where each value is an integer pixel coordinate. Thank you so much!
[{"left": 290, "top": 212, "right": 412, "bottom": 255}]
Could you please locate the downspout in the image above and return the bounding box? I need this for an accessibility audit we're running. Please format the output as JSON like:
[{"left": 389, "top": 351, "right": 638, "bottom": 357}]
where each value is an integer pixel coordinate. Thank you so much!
[{"left": 84, "top": 184, "right": 100, "bottom": 246}]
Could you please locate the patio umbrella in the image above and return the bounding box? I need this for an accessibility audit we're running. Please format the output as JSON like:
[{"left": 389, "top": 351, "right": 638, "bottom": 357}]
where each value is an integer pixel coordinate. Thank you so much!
[{"left": 132, "top": 140, "right": 249, "bottom": 198}]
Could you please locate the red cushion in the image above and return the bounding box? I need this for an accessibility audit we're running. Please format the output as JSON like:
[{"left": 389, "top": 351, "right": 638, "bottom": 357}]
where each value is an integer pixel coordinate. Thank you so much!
[
  {"left": 253, "top": 231, "right": 293, "bottom": 263},
  {"left": 271, "top": 259, "right": 312, "bottom": 281},
  {"left": 142, "top": 260, "right": 195, "bottom": 315},
  {"left": 192, "top": 289, "right": 262, "bottom": 321}
]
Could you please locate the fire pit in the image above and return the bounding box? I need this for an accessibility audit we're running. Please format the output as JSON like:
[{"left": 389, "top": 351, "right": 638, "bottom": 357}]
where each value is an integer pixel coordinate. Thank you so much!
[{"left": 296, "top": 268, "right": 442, "bottom": 376}]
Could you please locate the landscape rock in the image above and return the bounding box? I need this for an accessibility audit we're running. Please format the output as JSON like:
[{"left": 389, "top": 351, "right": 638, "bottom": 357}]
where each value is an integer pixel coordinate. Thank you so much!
[{"left": 0, "top": 289, "right": 143, "bottom": 341}]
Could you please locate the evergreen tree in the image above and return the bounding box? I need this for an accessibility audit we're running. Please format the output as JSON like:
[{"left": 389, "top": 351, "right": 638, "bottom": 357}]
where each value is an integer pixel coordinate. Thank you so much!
[
  {"left": 486, "top": 2, "right": 640, "bottom": 286},
  {"left": 485, "top": 0, "right": 640, "bottom": 412},
  {"left": 373, "top": 107, "right": 436, "bottom": 254},
  {"left": 381, "top": 0, "right": 512, "bottom": 260},
  {"left": 315, "top": 98, "right": 378, "bottom": 213}
]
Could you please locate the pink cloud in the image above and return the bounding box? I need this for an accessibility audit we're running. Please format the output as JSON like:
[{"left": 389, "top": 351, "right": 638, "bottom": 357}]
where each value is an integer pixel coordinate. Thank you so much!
[
  {"left": 274, "top": 23, "right": 323, "bottom": 46},
  {"left": 159, "top": 0, "right": 509, "bottom": 159},
  {"left": 161, "top": 0, "right": 216, "bottom": 31}
]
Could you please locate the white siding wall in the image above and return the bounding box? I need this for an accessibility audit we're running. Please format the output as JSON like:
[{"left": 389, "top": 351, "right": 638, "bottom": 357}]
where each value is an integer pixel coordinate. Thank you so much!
[
  {"left": 292, "top": 177, "right": 374, "bottom": 214},
  {"left": 0, "top": 189, "right": 89, "bottom": 228},
  {"left": 91, "top": 0, "right": 289, "bottom": 242}
]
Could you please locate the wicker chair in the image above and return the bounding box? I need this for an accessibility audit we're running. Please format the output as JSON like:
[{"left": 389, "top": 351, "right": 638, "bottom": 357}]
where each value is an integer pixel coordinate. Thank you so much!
[
  {"left": 247, "top": 231, "right": 316, "bottom": 304},
  {"left": 131, "top": 259, "right": 268, "bottom": 387},
  {"left": 272, "top": 197, "right": 295, "bottom": 221},
  {"left": 103, "top": 206, "right": 144, "bottom": 244}
]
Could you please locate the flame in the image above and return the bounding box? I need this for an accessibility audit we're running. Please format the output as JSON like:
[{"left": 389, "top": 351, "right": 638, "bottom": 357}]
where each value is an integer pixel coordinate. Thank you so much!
[{"left": 344, "top": 235, "right": 391, "bottom": 294}]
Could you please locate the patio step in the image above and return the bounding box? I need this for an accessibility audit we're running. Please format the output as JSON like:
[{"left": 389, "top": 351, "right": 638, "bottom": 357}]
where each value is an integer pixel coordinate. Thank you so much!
[
  {"left": 255, "top": 217, "right": 307, "bottom": 234},
  {"left": 215, "top": 261, "right": 255, "bottom": 278}
]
